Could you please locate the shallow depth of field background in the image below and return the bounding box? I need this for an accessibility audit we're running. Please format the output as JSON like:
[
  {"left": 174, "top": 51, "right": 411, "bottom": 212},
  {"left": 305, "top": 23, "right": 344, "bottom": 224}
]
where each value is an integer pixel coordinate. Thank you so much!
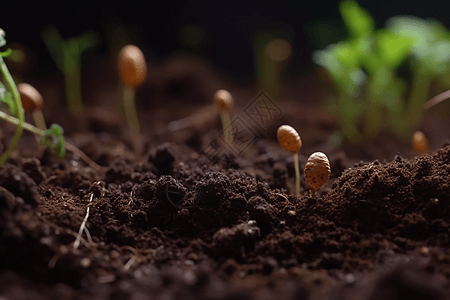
[{"left": 2, "top": 0, "right": 449, "bottom": 82}]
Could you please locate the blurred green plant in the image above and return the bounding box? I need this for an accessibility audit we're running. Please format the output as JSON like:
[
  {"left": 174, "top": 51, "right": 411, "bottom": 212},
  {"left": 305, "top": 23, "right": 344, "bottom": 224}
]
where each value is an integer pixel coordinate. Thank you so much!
[
  {"left": 41, "top": 26, "right": 99, "bottom": 115},
  {"left": 312, "top": 0, "right": 450, "bottom": 143},
  {"left": 0, "top": 28, "right": 24, "bottom": 164},
  {"left": 254, "top": 32, "right": 292, "bottom": 101}
]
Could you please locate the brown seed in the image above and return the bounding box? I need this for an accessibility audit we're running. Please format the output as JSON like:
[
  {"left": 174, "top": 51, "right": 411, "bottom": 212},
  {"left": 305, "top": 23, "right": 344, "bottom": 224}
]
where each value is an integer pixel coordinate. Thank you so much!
[
  {"left": 214, "top": 89, "right": 233, "bottom": 112},
  {"left": 412, "top": 131, "right": 428, "bottom": 155},
  {"left": 304, "top": 152, "right": 331, "bottom": 195},
  {"left": 118, "top": 45, "right": 147, "bottom": 88},
  {"left": 277, "top": 125, "right": 302, "bottom": 154},
  {"left": 17, "top": 83, "right": 43, "bottom": 112}
]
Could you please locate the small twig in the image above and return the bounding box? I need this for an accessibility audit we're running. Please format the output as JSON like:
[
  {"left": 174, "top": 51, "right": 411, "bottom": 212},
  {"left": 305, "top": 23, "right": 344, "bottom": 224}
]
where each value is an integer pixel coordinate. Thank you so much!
[
  {"left": 65, "top": 142, "right": 102, "bottom": 172},
  {"left": 43, "top": 175, "right": 58, "bottom": 185},
  {"left": 273, "top": 193, "right": 288, "bottom": 202},
  {"left": 67, "top": 230, "right": 92, "bottom": 249},
  {"left": 124, "top": 255, "right": 137, "bottom": 271},
  {"left": 73, "top": 193, "right": 94, "bottom": 250},
  {"left": 423, "top": 89, "right": 450, "bottom": 110},
  {"left": 127, "top": 190, "right": 134, "bottom": 207},
  {"left": 120, "top": 245, "right": 138, "bottom": 255},
  {"left": 83, "top": 226, "right": 96, "bottom": 247}
]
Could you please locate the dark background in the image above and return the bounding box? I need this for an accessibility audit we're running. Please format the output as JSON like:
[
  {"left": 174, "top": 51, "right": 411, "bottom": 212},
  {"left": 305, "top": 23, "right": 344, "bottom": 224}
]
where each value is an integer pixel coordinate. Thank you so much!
[{"left": 1, "top": 0, "right": 450, "bottom": 81}]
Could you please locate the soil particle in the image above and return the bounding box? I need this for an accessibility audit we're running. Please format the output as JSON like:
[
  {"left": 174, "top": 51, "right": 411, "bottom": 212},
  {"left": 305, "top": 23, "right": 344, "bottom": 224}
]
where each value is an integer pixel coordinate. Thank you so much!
[
  {"left": 212, "top": 220, "right": 261, "bottom": 260},
  {"left": 150, "top": 143, "right": 176, "bottom": 175},
  {"left": 369, "top": 266, "right": 444, "bottom": 300},
  {"left": 0, "top": 163, "right": 40, "bottom": 206},
  {"left": 246, "top": 196, "right": 274, "bottom": 235}
]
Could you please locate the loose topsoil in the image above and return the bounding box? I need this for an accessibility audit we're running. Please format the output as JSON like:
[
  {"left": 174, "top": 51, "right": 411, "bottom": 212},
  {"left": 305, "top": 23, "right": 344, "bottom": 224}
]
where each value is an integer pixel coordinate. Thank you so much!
[{"left": 1, "top": 54, "right": 450, "bottom": 300}]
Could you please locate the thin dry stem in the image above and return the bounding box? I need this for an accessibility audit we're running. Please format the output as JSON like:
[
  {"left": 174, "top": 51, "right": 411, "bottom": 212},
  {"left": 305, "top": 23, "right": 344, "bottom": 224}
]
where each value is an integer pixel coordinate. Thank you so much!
[
  {"left": 423, "top": 89, "right": 450, "bottom": 110},
  {"left": 73, "top": 193, "right": 94, "bottom": 250}
]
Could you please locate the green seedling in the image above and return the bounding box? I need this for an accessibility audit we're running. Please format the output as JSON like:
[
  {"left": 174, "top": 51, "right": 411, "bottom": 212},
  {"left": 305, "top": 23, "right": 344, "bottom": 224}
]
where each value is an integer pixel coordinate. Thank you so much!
[
  {"left": 0, "top": 29, "right": 101, "bottom": 170},
  {"left": 277, "top": 125, "right": 302, "bottom": 197},
  {"left": 118, "top": 45, "right": 147, "bottom": 152},
  {"left": 41, "top": 26, "right": 99, "bottom": 114},
  {"left": 0, "top": 107, "right": 102, "bottom": 171},
  {"left": 40, "top": 124, "right": 65, "bottom": 158},
  {"left": 0, "top": 28, "right": 24, "bottom": 164},
  {"left": 312, "top": 0, "right": 450, "bottom": 143},
  {"left": 304, "top": 152, "right": 331, "bottom": 197},
  {"left": 17, "top": 83, "right": 47, "bottom": 130},
  {"left": 214, "top": 89, "right": 233, "bottom": 146},
  {"left": 254, "top": 33, "right": 292, "bottom": 101}
]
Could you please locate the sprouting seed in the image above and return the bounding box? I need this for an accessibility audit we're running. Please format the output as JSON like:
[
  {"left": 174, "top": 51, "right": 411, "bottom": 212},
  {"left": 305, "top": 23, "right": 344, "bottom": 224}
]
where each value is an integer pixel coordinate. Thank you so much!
[
  {"left": 304, "top": 152, "right": 331, "bottom": 197},
  {"left": 214, "top": 89, "right": 233, "bottom": 112},
  {"left": 214, "top": 89, "right": 233, "bottom": 145},
  {"left": 277, "top": 125, "right": 302, "bottom": 154},
  {"left": 118, "top": 45, "right": 147, "bottom": 152},
  {"left": 118, "top": 45, "right": 147, "bottom": 89},
  {"left": 17, "top": 83, "right": 47, "bottom": 130},
  {"left": 277, "top": 125, "right": 302, "bottom": 197},
  {"left": 412, "top": 131, "right": 428, "bottom": 156}
]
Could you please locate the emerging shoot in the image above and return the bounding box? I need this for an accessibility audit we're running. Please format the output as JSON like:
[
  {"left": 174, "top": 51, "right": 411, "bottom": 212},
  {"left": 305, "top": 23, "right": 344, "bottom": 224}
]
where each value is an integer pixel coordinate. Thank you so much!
[
  {"left": 0, "top": 29, "right": 101, "bottom": 170},
  {"left": 17, "top": 83, "right": 47, "bottom": 130},
  {"left": 0, "top": 28, "right": 24, "bottom": 165},
  {"left": 214, "top": 89, "right": 233, "bottom": 145},
  {"left": 118, "top": 45, "right": 147, "bottom": 151},
  {"left": 277, "top": 125, "right": 302, "bottom": 197},
  {"left": 41, "top": 26, "right": 99, "bottom": 114},
  {"left": 411, "top": 131, "right": 428, "bottom": 156},
  {"left": 304, "top": 152, "right": 331, "bottom": 197}
]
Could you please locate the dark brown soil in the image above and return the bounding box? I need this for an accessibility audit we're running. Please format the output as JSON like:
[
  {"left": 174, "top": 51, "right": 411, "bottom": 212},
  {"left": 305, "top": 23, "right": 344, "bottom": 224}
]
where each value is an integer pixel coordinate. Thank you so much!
[{"left": 1, "top": 54, "right": 450, "bottom": 300}]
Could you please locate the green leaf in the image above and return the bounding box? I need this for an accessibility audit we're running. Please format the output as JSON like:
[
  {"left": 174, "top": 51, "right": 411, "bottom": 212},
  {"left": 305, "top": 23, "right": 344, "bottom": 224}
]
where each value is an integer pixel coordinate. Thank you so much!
[
  {"left": 76, "top": 30, "right": 100, "bottom": 53},
  {"left": 387, "top": 16, "right": 445, "bottom": 58},
  {"left": 0, "top": 28, "right": 12, "bottom": 58},
  {"left": 40, "top": 124, "right": 66, "bottom": 158},
  {"left": 339, "top": 0, "right": 375, "bottom": 38},
  {"left": 0, "top": 28, "right": 6, "bottom": 47},
  {"left": 312, "top": 45, "right": 345, "bottom": 78},
  {"left": 425, "top": 40, "right": 450, "bottom": 75},
  {"left": 375, "top": 29, "right": 411, "bottom": 69},
  {"left": 41, "top": 26, "right": 65, "bottom": 72},
  {"left": 334, "top": 41, "right": 359, "bottom": 69},
  {"left": 0, "top": 48, "right": 12, "bottom": 57},
  {"left": 0, "top": 81, "right": 17, "bottom": 116},
  {"left": 351, "top": 37, "right": 380, "bottom": 74}
]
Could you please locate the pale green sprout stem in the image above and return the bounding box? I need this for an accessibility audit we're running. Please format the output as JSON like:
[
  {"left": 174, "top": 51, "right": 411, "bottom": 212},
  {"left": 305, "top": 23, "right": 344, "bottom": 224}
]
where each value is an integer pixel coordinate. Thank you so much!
[
  {"left": 277, "top": 125, "right": 302, "bottom": 197},
  {"left": 255, "top": 34, "right": 291, "bottom": 101},
  {"left": 293, "top": 153, "right": 300, "bottom": 197},
  {"left": 0, "top": 54, "right": 24, "bottom": 165},
  {"left": 122, "top": 85, "right": 140, "bottom": 136},
  {"left": 220, "top": 111, "right": 232, "bottom": 146},
  {"left": 41, "top": 26, "right": 99, "bottom": 115},
  {"left": 213, "top": 89, "right": 234, "bottom": 146},
  {"left": 32, "top": 110, "right": 47, "bottom": 131},
  {"left": 118, "top": 45, "right": 147, "bottom": 153}
]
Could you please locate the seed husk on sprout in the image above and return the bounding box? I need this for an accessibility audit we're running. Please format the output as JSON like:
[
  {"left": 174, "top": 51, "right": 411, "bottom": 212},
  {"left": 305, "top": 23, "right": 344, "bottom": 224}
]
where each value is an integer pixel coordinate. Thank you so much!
[
  {"left": 412, "top": 131, "right": 428, "bottom": 156},
  {"left": 118, "top": 45, "right": 147, "bottom": 89},
  {"left": 214, "top": 89, "right": 233, "bottom": 145},
  {"left": 304, "top": 152, "right": 331, "bottom": 197},
  {"left": 277, "top": 125, "right": 302, "bottom": 197},
  {"left": 118, "top": 45, "right": 147, "bottom": 152},
  {"left": 17, "top": 83, "right": 47, "bottom": 131}
]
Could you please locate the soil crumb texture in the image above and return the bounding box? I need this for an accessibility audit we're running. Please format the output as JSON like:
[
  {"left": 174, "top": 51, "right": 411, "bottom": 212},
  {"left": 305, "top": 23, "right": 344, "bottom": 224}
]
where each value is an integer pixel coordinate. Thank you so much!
[
  {"left": 1, "top": 132, "right": 450, "bottom": 299},
  {"left": 1, "top": 56, "right": 450, "bottom": 300}
]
